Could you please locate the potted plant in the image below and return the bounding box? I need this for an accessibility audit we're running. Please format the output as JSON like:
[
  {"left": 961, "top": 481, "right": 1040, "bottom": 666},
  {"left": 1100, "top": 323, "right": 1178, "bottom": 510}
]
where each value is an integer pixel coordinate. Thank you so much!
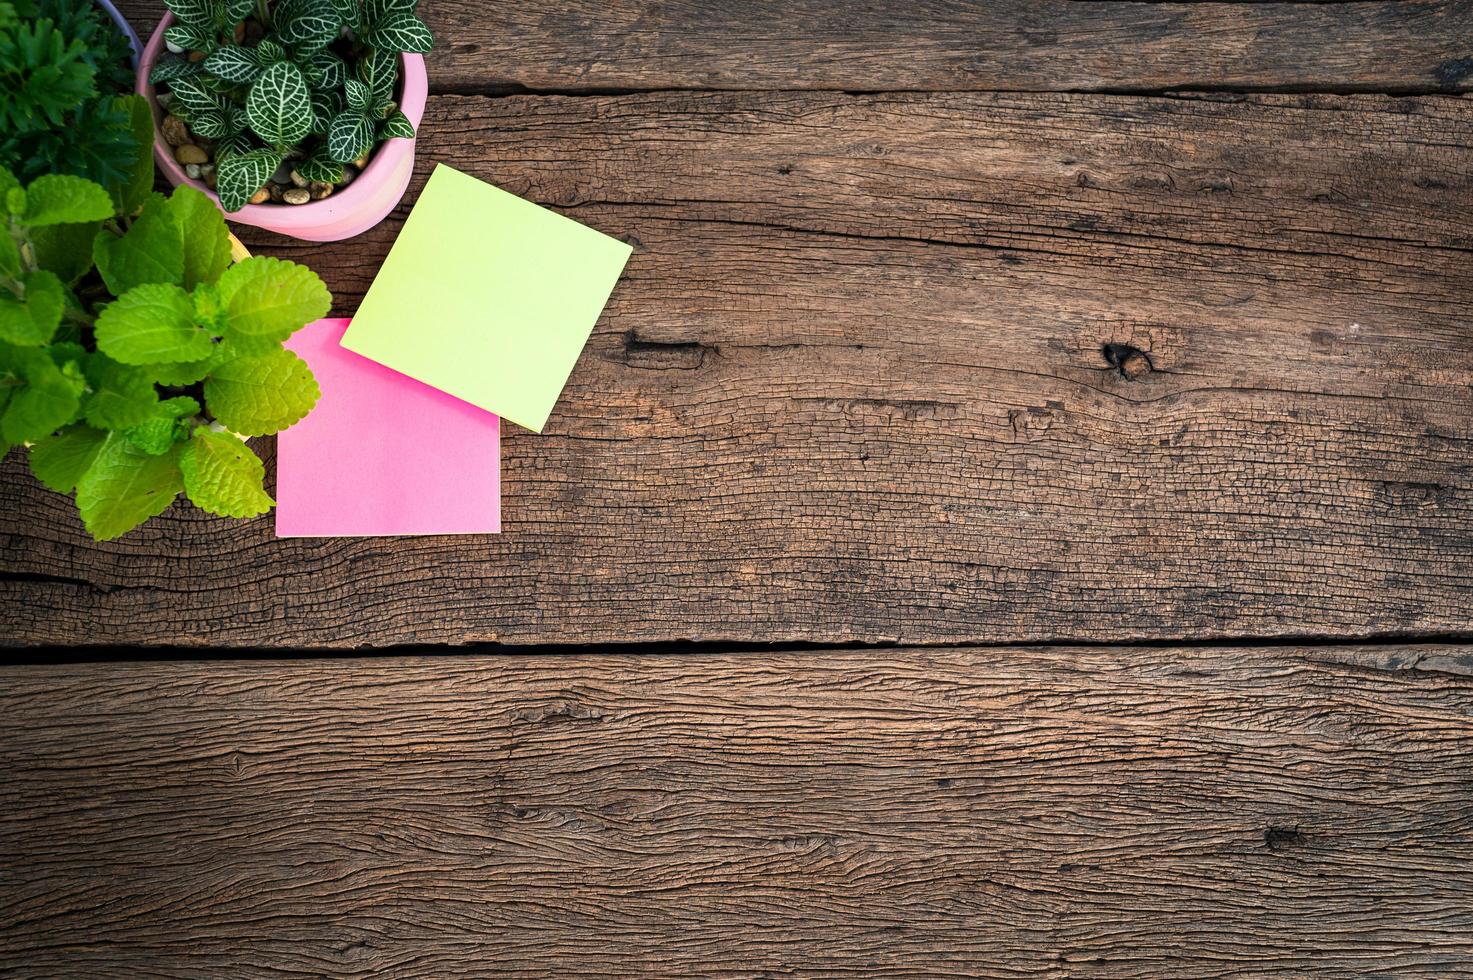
[
  {"left": 137, "top": 0, "right": 430, "bottom": 242},
  {"left": 1, "top": 0, "right": 146, "bottom": 189},
  {"left": 1, "top": 164, "right": 331, "bottom": 540}
]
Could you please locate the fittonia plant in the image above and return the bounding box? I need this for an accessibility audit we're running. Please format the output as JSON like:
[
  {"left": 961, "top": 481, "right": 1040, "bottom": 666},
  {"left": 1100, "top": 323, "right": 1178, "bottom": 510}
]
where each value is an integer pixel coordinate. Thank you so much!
[{"left": 150, "top": 0, "right": 431, "bottom": 210}]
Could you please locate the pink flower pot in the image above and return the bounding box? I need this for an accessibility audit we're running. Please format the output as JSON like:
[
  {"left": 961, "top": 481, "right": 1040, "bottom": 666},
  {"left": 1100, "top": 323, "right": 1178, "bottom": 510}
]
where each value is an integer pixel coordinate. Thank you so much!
[{"left": 136, "top": 13, "right": 427, "bottom": 242}]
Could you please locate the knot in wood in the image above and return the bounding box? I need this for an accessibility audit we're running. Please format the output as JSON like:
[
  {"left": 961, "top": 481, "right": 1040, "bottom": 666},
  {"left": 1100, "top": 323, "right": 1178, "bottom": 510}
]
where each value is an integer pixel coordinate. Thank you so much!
[{"left": 1102, "top": 342, "right": 1153, "bottom": 380}]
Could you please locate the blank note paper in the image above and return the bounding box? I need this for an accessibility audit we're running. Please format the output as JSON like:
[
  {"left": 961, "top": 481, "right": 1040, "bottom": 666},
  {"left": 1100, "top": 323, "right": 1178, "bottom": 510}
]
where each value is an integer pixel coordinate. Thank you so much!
[
  {"left": 276, "top": 318, "right": 501, "bottom": 537},
  {"left": 340, "top": 164, "right": 633, "bottom": 433}
]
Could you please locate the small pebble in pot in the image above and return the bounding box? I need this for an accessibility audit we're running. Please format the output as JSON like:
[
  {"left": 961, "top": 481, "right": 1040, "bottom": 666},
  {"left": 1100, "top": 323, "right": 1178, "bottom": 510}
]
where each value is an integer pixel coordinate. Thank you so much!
[
  {"left": 234, "top": 20, "right": 245, "bottom": 42},
  {"left": 269, "top": 183, "right": 285, "bottom": 202},
  {"left": 249, "top": 186, "right": 272, "bottom": 205},
  {"left": 283, "top": 187, "right": 312, "bottom": 205},
  {"left": 187, "top": 49, "right": 205, "bottom": 62},
  {"left": 204, "top": 170, "right": 217, "bottom": 189},
  {"left": 184, "top": 163, "right": 202, "bottom": 179},
  {"left": 352, "top": 153, "right": 370, "bottom": 170},
  {"left": 310, "top": 182, "right": 333, "bottom": 200},
  {"left": 289, "top": 169, "right": 309, "bottom": 188},
  {"left": 157, "top": 91, "right": 174, "bottom": 110},
  {"left": 165, "top": 38, "right": 184, "bottom": 54},
  {"left": 337, "top": 166, "right": 356, "bottom": 187},
  {"left": 175, "top": 144, "right": 209, "bottom": 165},
  {"left": 161, "top": 115, "right": 190, "bottom": 147}
]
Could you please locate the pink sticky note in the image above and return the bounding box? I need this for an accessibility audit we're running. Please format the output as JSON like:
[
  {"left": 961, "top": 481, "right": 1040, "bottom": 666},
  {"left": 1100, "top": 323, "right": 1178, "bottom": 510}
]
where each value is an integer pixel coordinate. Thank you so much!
[{"left": 276, "top": 318, "right": 501, "bottom": 537}]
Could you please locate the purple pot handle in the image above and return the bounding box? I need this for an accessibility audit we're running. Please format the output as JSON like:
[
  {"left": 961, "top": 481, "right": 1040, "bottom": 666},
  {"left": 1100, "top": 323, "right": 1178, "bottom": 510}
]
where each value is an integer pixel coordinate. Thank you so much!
[{"left": 94, "top": 0, "right": 142, "bottom": 67}]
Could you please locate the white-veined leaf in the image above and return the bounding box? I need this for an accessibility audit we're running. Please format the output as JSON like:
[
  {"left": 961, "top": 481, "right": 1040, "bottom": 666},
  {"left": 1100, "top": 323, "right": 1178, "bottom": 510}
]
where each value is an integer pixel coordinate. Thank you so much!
[
  {"left": 325, "top": 111, "right": 374, "bottom": 163},
  {"left": 202, "top": 44, "right": 261, "bottom": 83},
  {"left": 361, "top": 11, "right": 430, "bottom": 53},
  {"left": 215, "top": 148, "right": 283, "bottom": 211},
  {"left": 245, "top": 61, "right": 313, "bottom": 146}
]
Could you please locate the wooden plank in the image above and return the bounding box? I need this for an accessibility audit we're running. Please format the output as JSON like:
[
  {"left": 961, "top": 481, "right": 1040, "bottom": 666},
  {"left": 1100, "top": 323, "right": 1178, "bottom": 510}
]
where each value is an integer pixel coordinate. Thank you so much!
[
  {"left": 3, "top": 644, "right": 1472, "bottom": 976},
  {"left": 3, "top": 90, "right": 1472, "bottom": 648},
  {"left": 116, "top": 0, "right": 1473, "bottom": 94}
]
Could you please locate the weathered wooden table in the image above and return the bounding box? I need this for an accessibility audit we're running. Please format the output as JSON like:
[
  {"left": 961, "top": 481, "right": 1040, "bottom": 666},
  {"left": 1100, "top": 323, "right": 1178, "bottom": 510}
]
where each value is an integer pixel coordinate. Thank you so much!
[{"left": 5, "top": 2, "right": 1473, "bottom": 975}]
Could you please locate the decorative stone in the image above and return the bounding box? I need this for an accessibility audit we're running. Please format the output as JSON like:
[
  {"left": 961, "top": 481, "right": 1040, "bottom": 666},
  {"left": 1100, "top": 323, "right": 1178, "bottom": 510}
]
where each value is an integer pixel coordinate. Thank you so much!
[
  {"left": 174, "top": 144, "right": 209, "bottom": 165},
  {"left": 283, "top": 188, "right": 312, "bottom": 205},
  {"left": 161, "top": 114, "right": 190, "bottom": 147},
  {"left": 288, "top": 169, "right": 309, "bottom": 188},
  {"left": 352, "top": 153, "right": 370, "bottom": 169},
  {"left": 233, "top": 20, "right": 246, "bottom": 42},
  {"left": 249, "top": 186, "right": 272, "bottom": 205},
  {"left": 310, "top": 182, "right": 333, "bottom": 200},
  {"left": 187, "top": 49, "right": 206, "bottom": 62},
  {"left": 165, "top": 38, "right": 184, "bottom": 54},
  {"left": 184, "top": 163, "right": 202, "bottom": 179},
  {"left": 269, "top": 183, "right": 285, "bottom": 202},
  {"left": 337, "top": 166, "right": 356, "bottom": 187},
  {"left": 204, "top": 170, "right": 217, "bottom": 189}
]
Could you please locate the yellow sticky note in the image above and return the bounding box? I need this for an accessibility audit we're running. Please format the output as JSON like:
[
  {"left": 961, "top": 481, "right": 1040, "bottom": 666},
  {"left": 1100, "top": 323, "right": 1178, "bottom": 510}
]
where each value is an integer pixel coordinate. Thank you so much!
[{"left": 342, "top": 164, "right": 632, "bottom": 432}]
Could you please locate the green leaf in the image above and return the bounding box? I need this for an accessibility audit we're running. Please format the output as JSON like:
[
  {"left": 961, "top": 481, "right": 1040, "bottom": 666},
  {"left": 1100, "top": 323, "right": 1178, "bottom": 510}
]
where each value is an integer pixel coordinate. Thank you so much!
[
  {"left": 215, "top": 148, "right": 283, "bottom": 212},
  {"left": 95, "top": 283, "right": 213, "bottom": 365},
  {"left": 364, "top": 0, "right": 416, "bottom": 22},
  {"left": 93, "top": 195, "right": 185, "bottom": 295},
  {"left": 379, "top": 108, "right": 415, "bottom": 140},
  {"left": 0, "top": 270, "right": 66, "bottom": 346},
  {"left": 83, "top": 356, "right": 159, "bottom": 429},
  {"left": 245, "top": 61, "right": 313, "bottom": 146},
  {"left": 216, "top": 131, "right": 258, "bottom": 158},
  {"left": 344, "top": 77, "right": 371, "bottom": 113},
  {"left": 296, "top": 150, "right": 344, "bottom": 184},
  {"left": 150, "top": 58, "right": 204, "bottom": 85},
  {"left": 358, "top": 47, "right": 397, "bottom": 100},
  {"left": 326, "top": 111, "right": 375, "bottom": 163},
  {"left": 166, "top": 185, "right": 233, "bottom": 290},
  {"left": 362, "top": 11, "right": 431, "bottom": 53},
  {"left": 163, "top": 0, "right": 218, "bottom": 28},
  {"left": 301, "top": 50, "right": 347, "bottom": 90},
  {"left": 6, "top": 187, "right": 26, "bottom": 217},
  {"left": 203, "top": 44, "right": 261, "bottom": 83},
  {"left": 146, "top": 345, "right": 228, "bottom": 385},
  {"left": 21, "top": 175, "right": 114, "bottom": 227},
  {"left": 179, "top": 428, "right": 273, "bottom": 517},
  {"left": 188, "top": 109, "right": 228, "bottom": 139},
  {"left": 224, "top": 0, "right": 254, "bottom": 22},
  {"left": 167, "top": 75, "right": 222, "bottom": 115},
  {"left": 216, "top": 256, "right": 331, "bottom": 351},
  {"left": 329, "top": 0, "right": 362, "bottom": 28},
  {"left": 164, "top": 22, "right": 217, "bottom": 54},
  {"left": 205, "top": 347, "right": 319, "bottom": 435},
  {"left": 1, "top": 347, "right": 84, "bottom": 444},
  {"left": 278, "top": 6, "right": 341, "bottom": 51},
  {"left": 29, "top": 221, "right": 100, "bottom": 285},
  {"left": 0, "top": 230, "right": 18, "bottom": 278},
  {"left": 123, "top": 397, "right": 200, "bottom": 454},
  {"left": 75, "top": 435, "right": 184, "bottom": 540},
  {"left": 254, "top": 38, "right": 287, "bottom": 64},
  {"left": 110, "top": 96, "right": 158, "bottom": 216},
  {"left": 28, "top": 424, "right": 107, "bottom": 493}
]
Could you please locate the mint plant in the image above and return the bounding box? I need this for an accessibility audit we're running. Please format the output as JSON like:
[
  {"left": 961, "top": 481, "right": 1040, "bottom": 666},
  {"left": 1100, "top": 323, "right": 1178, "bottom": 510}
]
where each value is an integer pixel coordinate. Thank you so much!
[
  {"left": 1, "top": 0, "right": 144, "bottom": 187},
  {"left": 149, "top": 0, "right": 430, "bottom": 211},
  {"left": 1, "top": 165, "right": 330, "bottom": 539}
]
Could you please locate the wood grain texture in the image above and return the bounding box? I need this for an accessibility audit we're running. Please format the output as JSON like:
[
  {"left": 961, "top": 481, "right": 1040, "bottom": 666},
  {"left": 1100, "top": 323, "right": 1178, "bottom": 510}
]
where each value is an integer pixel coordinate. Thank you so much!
[
  {"left": 116, "top": 0, "right": 1473, "bottom": 94},
  {"left": 3, "top": 643, "right": 1473, "bottom": 977},
  {"left": 3, "top": 90, "right": 1472, "bottom": 648}
]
